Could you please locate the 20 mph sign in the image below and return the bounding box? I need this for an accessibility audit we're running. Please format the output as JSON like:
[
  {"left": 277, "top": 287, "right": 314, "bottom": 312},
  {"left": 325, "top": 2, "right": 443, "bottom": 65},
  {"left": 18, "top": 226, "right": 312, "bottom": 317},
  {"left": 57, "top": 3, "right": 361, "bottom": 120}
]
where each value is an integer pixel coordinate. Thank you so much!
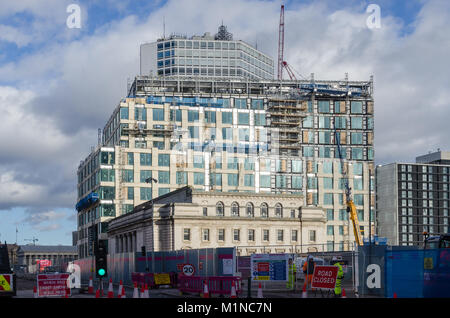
[
  {"left": 311, "top": 265, "right": 339, "bottom": 290},
  {"left": 182, "top": 264, "right": 195, "bottom": 276}
]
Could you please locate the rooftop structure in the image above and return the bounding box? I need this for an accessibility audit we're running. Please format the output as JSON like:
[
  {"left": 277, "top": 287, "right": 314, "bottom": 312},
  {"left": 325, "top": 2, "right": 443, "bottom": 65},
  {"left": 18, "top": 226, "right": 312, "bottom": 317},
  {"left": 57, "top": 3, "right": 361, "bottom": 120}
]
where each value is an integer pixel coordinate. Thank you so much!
[{"left": 140, "top": 25, "right": 275, "bottom": 80}]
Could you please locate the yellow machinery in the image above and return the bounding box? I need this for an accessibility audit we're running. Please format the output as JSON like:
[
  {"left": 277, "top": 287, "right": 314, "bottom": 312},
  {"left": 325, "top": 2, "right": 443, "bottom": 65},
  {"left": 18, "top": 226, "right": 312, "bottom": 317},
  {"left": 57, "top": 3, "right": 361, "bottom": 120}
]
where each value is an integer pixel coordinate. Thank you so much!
[{"left": 334, "top": 128, "right": 364, "bottom": 246}]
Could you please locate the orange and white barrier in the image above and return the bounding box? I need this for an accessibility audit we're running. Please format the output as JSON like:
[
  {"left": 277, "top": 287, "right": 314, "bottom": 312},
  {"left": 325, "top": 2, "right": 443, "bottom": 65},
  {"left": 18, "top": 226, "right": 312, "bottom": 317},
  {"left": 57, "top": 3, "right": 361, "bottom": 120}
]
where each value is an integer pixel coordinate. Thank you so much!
[
  {"left": 342, "top": 289, "right": 347, "bottom": 298},
  {"left": 132, "top": 282, "right": 139, "bottom": 298},
  {"left": 202, "top": 281, "right": 210, "bottom": 298},
  {"left": 95, "top": 289, "right": 100, "bottom": 298},
  {"left": 257, "top": 283, "right": 263, "bottom": 298},
  {"left": 143, "top": 284, "right": 149, "bottom": 298},
  {"left": 230, "top": 281, "right": 237, "bottom": 298},
  {"left": 117, "top": 280, "right": 123, "bottom": 298},
  {"left": 33, "top": 286, "right": 38, "bottom": 298},
  {"left": 107, "top": 278, "right": 114, "bottom": 298},
  {"left": 302, "top": 285, "right": 307, "bottom": 298},
  {"left": 121, "top": 285, "right": 126, "bottom": 298},
  {"left": 88, "top": 277, "right": 94, "bottom": 294}
]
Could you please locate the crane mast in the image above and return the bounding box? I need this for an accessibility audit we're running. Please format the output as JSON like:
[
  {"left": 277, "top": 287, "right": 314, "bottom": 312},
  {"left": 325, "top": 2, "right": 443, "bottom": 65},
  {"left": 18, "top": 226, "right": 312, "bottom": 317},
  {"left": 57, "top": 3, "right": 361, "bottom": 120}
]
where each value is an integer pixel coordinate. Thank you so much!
[
  {"left": 278, "top": 5, "right": 285, "bottom": 80},
  {"left": 334, "top": 129, "right": 363, "bottom": 246}
]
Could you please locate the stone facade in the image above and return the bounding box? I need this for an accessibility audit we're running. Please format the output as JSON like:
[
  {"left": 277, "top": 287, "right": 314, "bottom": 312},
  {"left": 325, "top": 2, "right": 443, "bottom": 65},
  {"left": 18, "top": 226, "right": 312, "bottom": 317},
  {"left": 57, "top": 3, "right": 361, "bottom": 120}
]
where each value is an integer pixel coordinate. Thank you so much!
[{"left": 107, "top": 187, "right": 327, "bottom": 256}]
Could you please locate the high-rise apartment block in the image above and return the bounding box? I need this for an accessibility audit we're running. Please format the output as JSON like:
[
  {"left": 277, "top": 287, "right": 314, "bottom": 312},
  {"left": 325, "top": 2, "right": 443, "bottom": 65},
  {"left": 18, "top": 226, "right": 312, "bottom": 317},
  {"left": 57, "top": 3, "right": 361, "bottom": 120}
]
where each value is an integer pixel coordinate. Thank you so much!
[
  {"left": 76, "top": 28, "right": 375, "bottom": 257},
  {"left": 377, "top": 151, "right": 450, "bottom": 246}
]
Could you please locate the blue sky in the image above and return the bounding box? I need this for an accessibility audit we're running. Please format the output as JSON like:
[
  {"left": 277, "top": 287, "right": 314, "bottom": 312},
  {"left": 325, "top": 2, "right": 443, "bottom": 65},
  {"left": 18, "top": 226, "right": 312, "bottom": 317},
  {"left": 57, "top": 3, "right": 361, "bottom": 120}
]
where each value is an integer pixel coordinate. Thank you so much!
[{"left": 0, "top": 0, "right": 449, "bottom": 246}]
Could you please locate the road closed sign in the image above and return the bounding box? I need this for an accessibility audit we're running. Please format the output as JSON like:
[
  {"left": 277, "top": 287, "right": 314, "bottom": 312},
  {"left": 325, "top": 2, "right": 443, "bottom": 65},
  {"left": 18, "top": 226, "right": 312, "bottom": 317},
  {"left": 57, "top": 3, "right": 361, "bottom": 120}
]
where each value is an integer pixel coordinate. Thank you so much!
[
  {"left": 37, "top": 273, "right": 70, "bottom": 297},
  {"left": 311, "top": 266, "right": 339, "bottom": 290}
]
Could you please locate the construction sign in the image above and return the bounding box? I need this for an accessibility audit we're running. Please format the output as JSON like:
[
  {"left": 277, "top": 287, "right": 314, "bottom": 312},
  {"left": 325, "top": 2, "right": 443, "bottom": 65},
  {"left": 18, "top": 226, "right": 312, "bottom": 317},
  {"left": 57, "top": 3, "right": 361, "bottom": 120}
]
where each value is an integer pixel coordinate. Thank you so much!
[
  {"left": 154, "top": 273, "right": 171, "bottom": 285},
  {"left": 251, "top": 254, "right": 289, "bottom": 281},
  {"left": 37, "top": 273, "right": 70, "bottom": 297},
  {"left": 311, "top": 265, "right": 339, "bottom": 290},
  {"left": 0, "top": 274, "right": 13, "bottom": 291}
]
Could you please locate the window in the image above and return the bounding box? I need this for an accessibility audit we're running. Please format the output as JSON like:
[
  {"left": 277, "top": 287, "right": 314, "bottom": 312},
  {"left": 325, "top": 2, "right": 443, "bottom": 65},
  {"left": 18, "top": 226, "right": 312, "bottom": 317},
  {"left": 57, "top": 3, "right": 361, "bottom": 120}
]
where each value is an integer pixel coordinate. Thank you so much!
[
  {"left": 251, "top": 99, "right": 264, "bottom": 110},
  {"left": 140, "top": 153, "right": 152, "bottom": 166},
  {"left": 248, "top": 229, "right": 255, "bottom": 241},
  {"left": 292, "top": 175, "right": 302, "bottom": 189},
  {"left": 327, "top": 209, "right": 334, "bottom": 220},
  {"left": 351, "top": 117, "right": 363, "bottom": 129},
  {"left": 120, "top": 107, "right": 129, "bottom": 119},
  {"left": 134, "top": 107, "right": 147, "bottom": 121},
  {"left": 324, "top": 193, "right": 334, "bottom": 205},
  {"left": 318, "top": 101, "right": 330, "bottom": 113},
  {"left": 233, "top": 229, "right": 240, "bottom": 241},
  {"left": 239, "top": 128, "right": 250, "bottom": 141},
  {"left": 261, "top": 203, "right": 268, "bottom": 218},
  {"left": 244, "top": 174, "right": 254, "bottom": 187},
  {"left": 275, "top": 203, "right": 283, "bottom": 218},
  {"left": 158, "top": 154, "right": 170, "bottom": 166},
  {"left": 238, "top": 113, "right": 249, "bottom": 125},
  {"left": 127, "top": 187, "right": 134, "bottom": 200},
  {"left": 292, "top": 230, "right": 298, "bottom": 242},
  {"left": 276, "top": 175, "right": 287, "bottom": 188},
  {"left": 351, "top": 101, "right": 363, "bottom": 114},
  {"left": 140, "top": 187, "right": 152, "bottom": 201},
  {"left": 235, "top": 98, "right": 247, "bottom": 109},
  {"left": 183, "top": 228, "right": 191, "bottom": 241},
  {"left": 194, "top": 172, "right": 204, "bottom": 185},
  {"left": 135, "top": 140, "right": 147, "bottom": 149},
  {"left": 188, "top": 110, "right": 199, "bottom": 122},
  {"left": 231, "top": 202, "right": 240, "bottom": 216},
  {"left": 218, "top": 229, "right": 225, "bottom": 241},
  {"left": 351, "top": 132, "right": 363, "bottom": 145},
  {"left": 263, "top": 229, "right": 269, "bottom": 241},
  {"left": 327, "top": 226, "right": 334, "bottom": 235},
  {"left": 254, "top": 113, "right": 266, "bottom": 126},
  {"left": 100, "top": 169, "right": 115, "bottom": 182},
  {"left": 222, "top": 127, "right": 232, "bottom": 140},
  {"left": 99, "top": 186, "right": 115, "bottom": 200},
  {"left": 193, "top": 155, "right": 204, "bottom": 168},
  {"left": 153, "top": 108, "right": 164, "bottom": 121},
  {"left": 277, "top": 230, "right": 284, "bottom": 241},
  {"left": 292, "top": 160, "right": 302, "bottom": 173},
  {"left": 176, "top": 171, "right": 187, "bottom": 184},
  {"left": 158, "top": 171, "right": 170, "bottom": 184},
  {"left": 323, "top": 177, "right": 333, "bottom": 189},
  {"left": 205, "top": 111, "right": 216, "bottom": 123},
  {"left": 122, "top": 169, "right": 134, "bottom": 182},
  {"left": 260, "top": 175, "right": 271, "bottom": 188},
  {"left": 228, "top": 174, "right": 239, "bottom": 186},
  {"left": 158, "top": 188, "right": 170, "bottom": 196},
  {"left": 127, "top": 153, "right": 134, "bottom": 165},
  {"left": 309, "top": 230, "right": 316, "bottom": 242},
  {"left": 202, "top": 229, "right": 210, "bottom": 241},
  {"left": 246, "top": 203, "right": 254, "bottom": 217},
  {"left": 216, "top": 202, "right": 225, "bottom": 217},
  {"left": 222, "top": 112, "right": 233, "bottom": 124}
]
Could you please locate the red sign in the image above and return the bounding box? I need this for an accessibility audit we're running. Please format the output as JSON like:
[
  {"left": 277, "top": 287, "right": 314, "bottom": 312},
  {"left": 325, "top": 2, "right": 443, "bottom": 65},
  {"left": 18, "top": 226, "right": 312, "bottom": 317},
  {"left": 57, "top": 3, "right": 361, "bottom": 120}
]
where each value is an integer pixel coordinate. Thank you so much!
[
  {"left": 37, "top": 273, "right": 70, "bottom": 297},
  {"left": 37, "top": 259, "right": 52, "bottom": 272},
  {"left": 311, "top": 266, "right": 339, "bottom": 290},
  {"left": 257, "top": 262, "right": 270, "bottom": 272}
]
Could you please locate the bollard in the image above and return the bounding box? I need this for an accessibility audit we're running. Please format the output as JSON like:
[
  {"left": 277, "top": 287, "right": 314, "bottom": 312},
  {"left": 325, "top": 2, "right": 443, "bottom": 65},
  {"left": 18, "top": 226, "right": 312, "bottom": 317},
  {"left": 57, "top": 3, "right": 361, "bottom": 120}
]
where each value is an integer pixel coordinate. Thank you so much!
[{"left": 247, "top": 277, "right": 252, "bottom": 298}]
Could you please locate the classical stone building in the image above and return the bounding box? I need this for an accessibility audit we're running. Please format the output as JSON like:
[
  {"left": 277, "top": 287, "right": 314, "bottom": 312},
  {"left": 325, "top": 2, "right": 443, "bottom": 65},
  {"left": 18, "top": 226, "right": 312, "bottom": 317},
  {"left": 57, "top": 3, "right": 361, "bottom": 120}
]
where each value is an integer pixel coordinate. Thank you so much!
[
  {"left": 107, "top": 186, "right": 327, "bottom": 256},
  {"left": 16, "top": 245, "right": 78, "bottom": 274}
]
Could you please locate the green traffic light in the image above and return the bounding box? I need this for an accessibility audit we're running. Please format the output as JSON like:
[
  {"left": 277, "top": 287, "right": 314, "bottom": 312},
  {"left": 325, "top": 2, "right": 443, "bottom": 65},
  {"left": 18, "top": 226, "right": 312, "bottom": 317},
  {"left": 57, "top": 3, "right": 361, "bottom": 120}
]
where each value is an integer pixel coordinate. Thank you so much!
[{"left": 98, "top": 268, "right": 106, "bottom": 276}]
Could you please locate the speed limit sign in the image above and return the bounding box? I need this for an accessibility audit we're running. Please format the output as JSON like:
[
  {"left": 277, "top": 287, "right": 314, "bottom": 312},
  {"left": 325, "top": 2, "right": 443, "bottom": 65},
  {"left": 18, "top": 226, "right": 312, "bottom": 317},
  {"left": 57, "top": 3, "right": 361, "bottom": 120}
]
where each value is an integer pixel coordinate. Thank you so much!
[{"left": 182, "top": 264, "right": 195, "bottom": 276}]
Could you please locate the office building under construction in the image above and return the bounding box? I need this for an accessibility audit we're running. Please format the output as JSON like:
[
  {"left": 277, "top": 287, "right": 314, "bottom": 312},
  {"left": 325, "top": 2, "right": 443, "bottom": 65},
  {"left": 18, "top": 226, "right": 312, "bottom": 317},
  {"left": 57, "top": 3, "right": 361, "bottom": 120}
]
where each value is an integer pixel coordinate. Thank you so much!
[{"left": 76, "top": 28, "right": 375, "bottom": 257}]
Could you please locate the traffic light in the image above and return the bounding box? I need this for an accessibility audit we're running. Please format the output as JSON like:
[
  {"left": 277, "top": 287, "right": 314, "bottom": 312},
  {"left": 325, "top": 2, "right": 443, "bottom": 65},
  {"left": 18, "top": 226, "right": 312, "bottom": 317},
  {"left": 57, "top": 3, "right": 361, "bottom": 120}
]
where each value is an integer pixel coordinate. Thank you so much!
[{"left": 95, "top": 240, "right": 108, "bottom": 278}]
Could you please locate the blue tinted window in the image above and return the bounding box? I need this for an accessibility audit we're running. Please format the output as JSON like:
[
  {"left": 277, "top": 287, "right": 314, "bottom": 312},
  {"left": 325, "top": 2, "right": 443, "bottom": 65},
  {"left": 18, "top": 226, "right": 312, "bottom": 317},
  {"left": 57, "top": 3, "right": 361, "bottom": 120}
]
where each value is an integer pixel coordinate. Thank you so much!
[{"left": 153, "top": 108, "right": 164, "bottom": 121}]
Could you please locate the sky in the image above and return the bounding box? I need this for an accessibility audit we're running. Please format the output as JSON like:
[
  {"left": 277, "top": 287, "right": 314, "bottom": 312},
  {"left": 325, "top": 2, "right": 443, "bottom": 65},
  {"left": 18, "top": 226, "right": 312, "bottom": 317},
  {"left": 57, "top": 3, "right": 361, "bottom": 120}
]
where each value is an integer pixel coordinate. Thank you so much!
[{"left": 0, "top": 0, "right": 449, "bottom": 246}]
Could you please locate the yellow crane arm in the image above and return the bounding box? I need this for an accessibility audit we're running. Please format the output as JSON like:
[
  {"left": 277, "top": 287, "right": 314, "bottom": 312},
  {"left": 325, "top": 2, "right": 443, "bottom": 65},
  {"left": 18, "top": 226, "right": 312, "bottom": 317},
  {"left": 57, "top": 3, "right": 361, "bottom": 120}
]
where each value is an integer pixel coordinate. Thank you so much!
[{"left": 347, "top": 200, "right": 363, "bottom": 246}]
